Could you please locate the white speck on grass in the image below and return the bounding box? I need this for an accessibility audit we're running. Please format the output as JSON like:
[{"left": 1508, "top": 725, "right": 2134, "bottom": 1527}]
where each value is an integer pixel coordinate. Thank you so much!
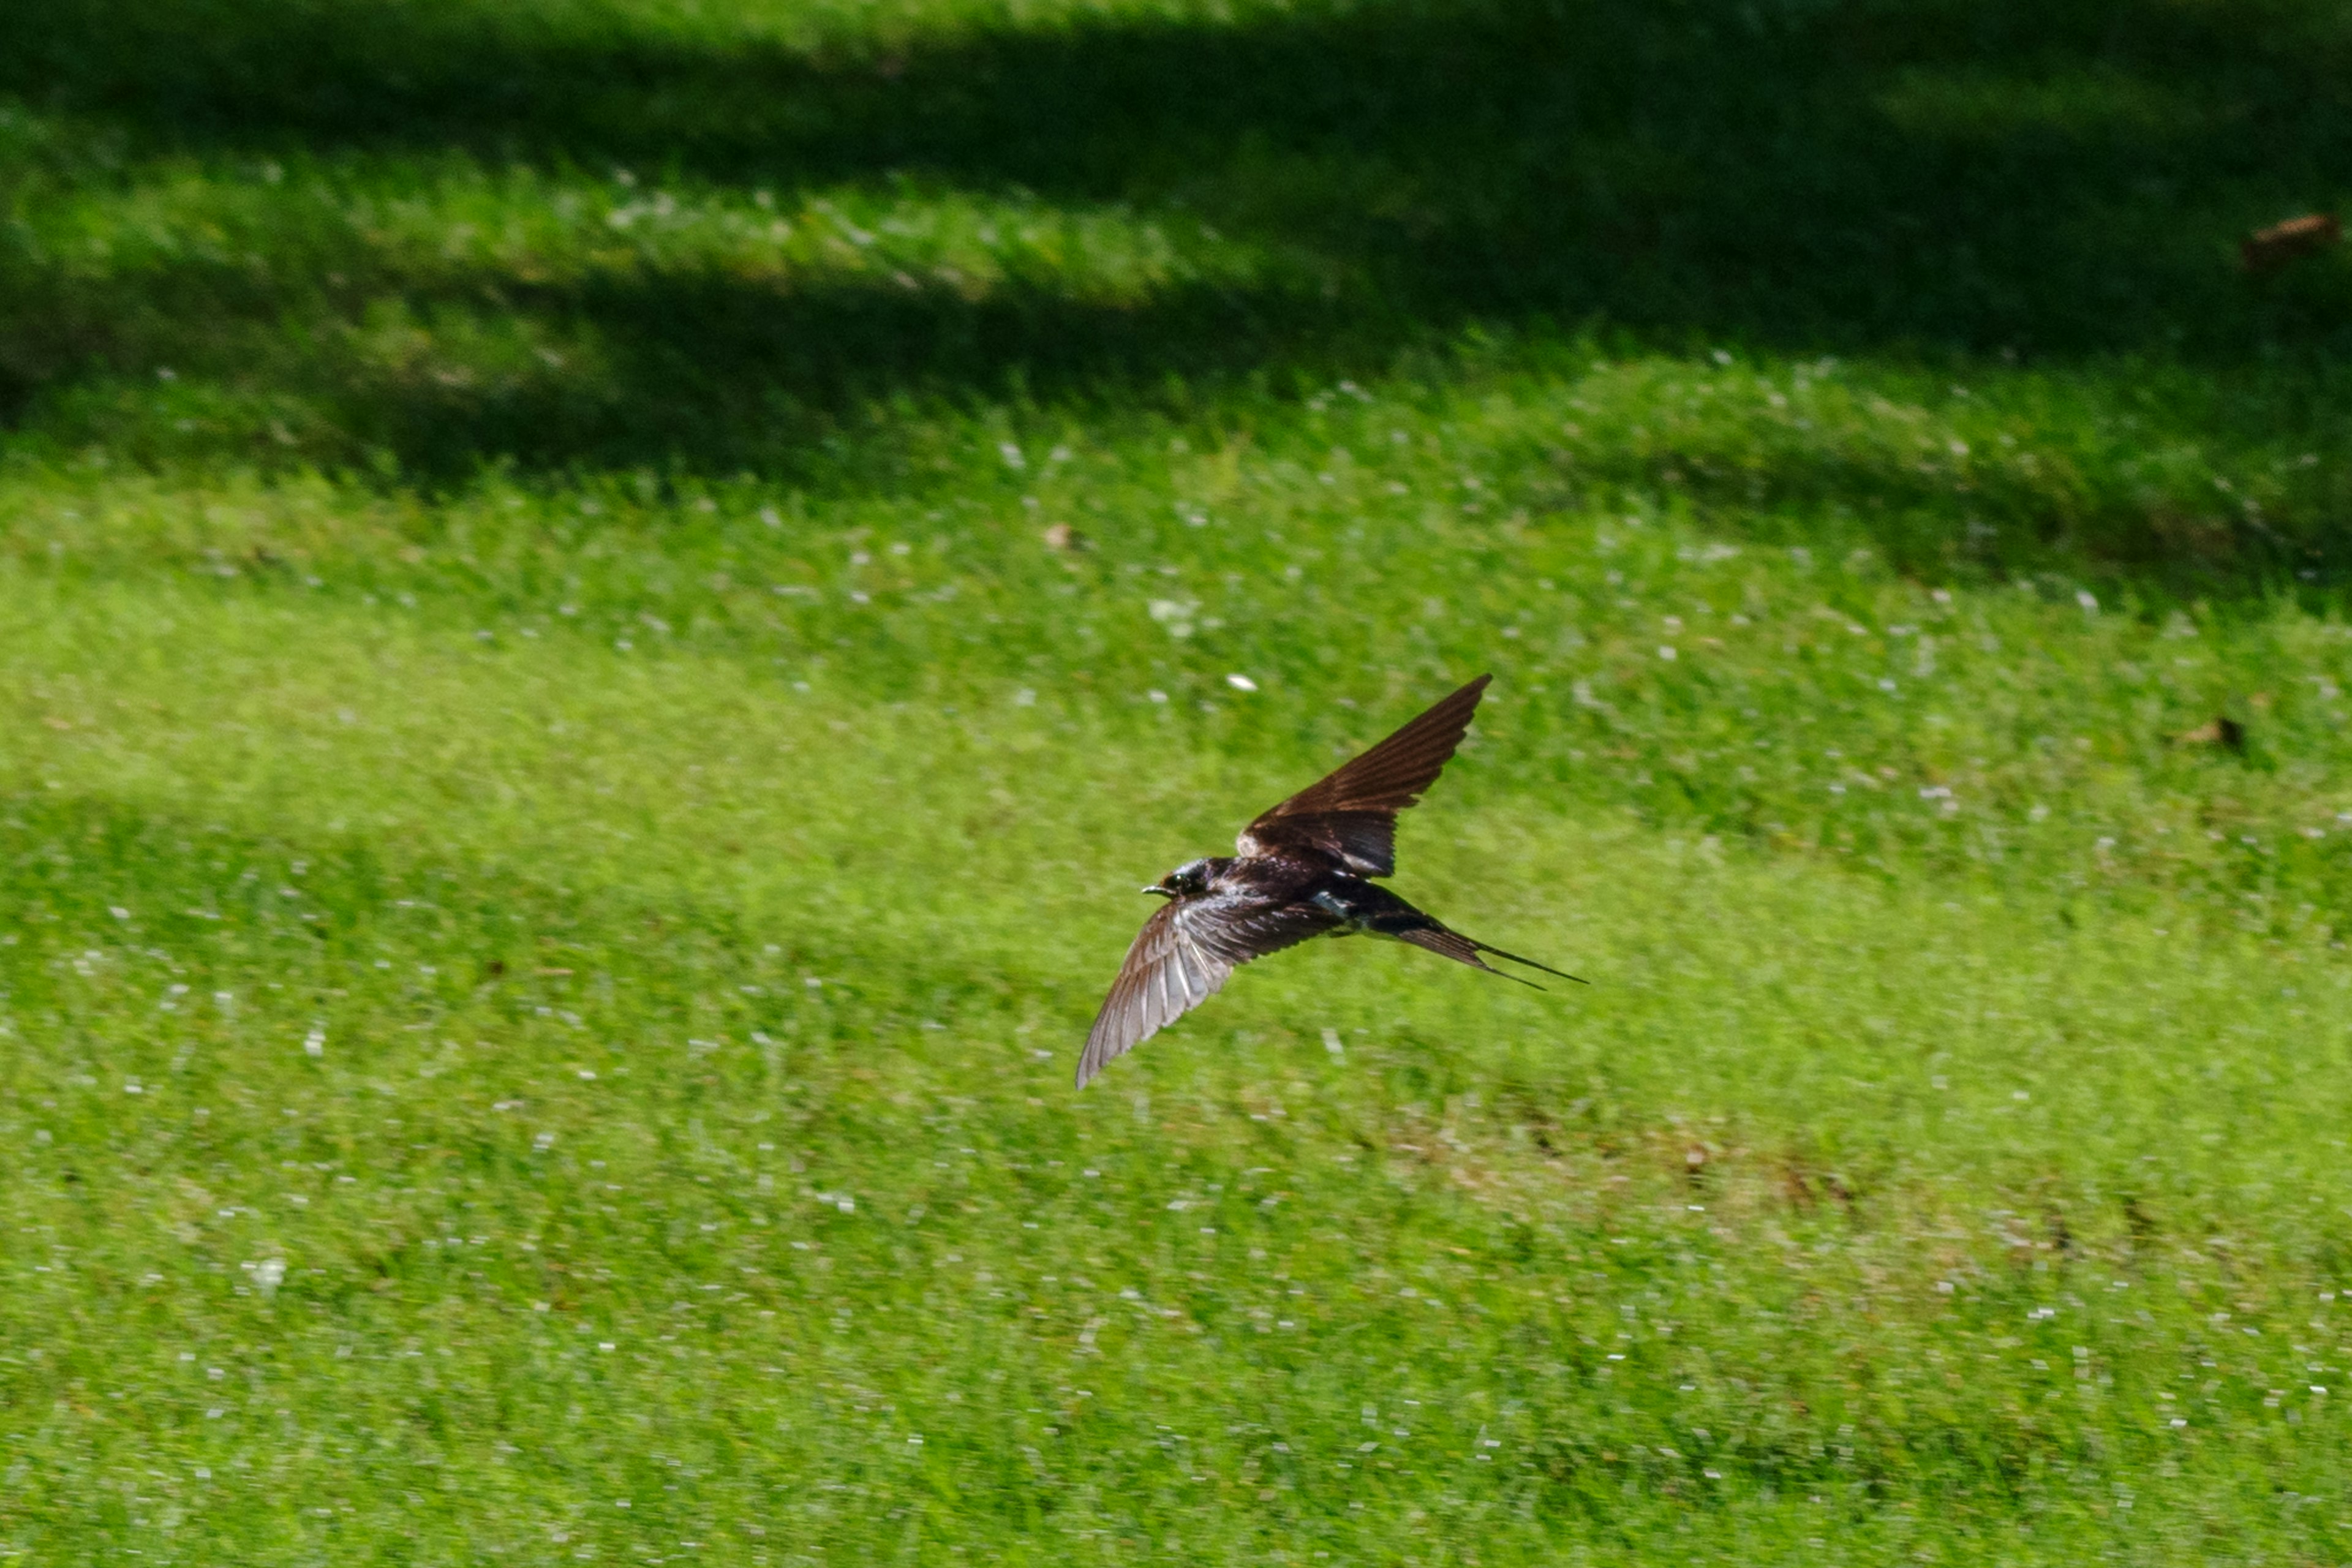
[
  {"left": 2077, "top": 590, "right": 2099, "bottom": 614},
  {"left": 1147, "top": 690, "right": 1169, "bottom": 704},
  {"left": 1658, "top": 646, "right": 1676, "bottom": 660},
  {"left": 1322, "top": 1029, "right": 1343, "bottom": 1057},
  {"left": 109, "top": 907, "right": 130, "bottom": 920},
  {"left": 1226, "top": 673, "right": 1257, "bottom": 692},
  {"left": 1148, "top": 599, "right": 1197, "bottom": 636},
  {"left": 999, "top": 443, "right": 1025, "bottom": 469},
  {"left": 304, "top": 1026, "right": 325, "bottom": 1058}
]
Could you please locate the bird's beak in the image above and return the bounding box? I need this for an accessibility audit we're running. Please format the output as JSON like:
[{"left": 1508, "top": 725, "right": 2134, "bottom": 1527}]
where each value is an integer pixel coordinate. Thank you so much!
[{"left": 1141, "top": 883, "right": 1174, "bottom": 897}]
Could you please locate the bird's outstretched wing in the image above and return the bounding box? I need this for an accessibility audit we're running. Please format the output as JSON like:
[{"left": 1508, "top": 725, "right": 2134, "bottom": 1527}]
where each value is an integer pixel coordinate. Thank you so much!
[
  {"left": 1077, "top": 895, "right": 1330, "bottom": 1087},
  {"left": 1235, "top": 674, "right": 1491, "bottom": 877}
]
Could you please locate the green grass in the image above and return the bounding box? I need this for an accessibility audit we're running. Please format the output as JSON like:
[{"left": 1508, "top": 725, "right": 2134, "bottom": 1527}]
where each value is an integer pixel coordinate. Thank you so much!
[{"left": 7, "top": 0, "right": 2352, "bottom": 1562}]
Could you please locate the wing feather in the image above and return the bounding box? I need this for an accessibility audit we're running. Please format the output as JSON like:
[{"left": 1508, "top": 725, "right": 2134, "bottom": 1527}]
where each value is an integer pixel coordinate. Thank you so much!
[
  {"left": 1237, "top": 674, "right": 1490, "bottom": 876},
  {"left": 1076, "top": 895, "right": 1332, "bottom": 1087}
]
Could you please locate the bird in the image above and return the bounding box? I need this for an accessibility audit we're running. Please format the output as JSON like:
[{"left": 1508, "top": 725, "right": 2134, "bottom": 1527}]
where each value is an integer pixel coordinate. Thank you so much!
[{"left": 1077, "top": 674, "right": 1579, "bottom": 1087}]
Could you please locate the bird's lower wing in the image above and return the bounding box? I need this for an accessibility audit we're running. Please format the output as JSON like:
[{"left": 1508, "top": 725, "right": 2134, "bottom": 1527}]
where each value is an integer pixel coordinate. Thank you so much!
[{"left": 1077, "top": 895, "right": 1330, "bottom": 1087}]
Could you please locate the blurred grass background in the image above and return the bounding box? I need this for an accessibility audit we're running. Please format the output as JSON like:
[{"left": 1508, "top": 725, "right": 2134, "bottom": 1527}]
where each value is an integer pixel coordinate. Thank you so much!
[{"left": 5, "top": 0, "right": 2352, "bottom": 1561}]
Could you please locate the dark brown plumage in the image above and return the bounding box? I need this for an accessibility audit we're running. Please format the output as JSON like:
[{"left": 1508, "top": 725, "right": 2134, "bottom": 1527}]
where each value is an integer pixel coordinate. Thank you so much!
[
  {"left": 1077, "top": 674, "right": 1578, "bottom": 1087},
  {"left": 1235, "top": 673, "right": 1488, "bottom": 877}
]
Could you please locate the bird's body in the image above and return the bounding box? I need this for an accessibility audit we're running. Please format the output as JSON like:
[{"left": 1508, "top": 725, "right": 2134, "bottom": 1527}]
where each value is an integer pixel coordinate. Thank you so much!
[
  {"left": 1161, "top": 852, "right": 1477, "bottom": 945},
  {"left": 1077, "top": 674, "right": 1578, "bottom": 1086}
]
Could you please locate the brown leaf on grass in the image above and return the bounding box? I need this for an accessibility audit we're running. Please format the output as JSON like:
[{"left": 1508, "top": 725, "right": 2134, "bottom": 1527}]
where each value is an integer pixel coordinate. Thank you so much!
[
  {"left": 2241, "top": 213, "right": 2340, "bottom": 274},
  {"left": 2174, "top": 716, "right": 2245, "bottom": 750}
]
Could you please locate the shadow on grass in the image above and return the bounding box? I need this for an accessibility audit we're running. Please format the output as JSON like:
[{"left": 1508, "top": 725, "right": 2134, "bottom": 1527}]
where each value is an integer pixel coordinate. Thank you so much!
[{"left": 6, "top": 0, "right": 2352, "bottom": 583}]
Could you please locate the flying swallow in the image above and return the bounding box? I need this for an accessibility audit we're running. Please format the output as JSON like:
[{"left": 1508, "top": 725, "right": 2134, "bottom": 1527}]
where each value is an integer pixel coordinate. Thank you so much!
[{"left": 1077, "top": 674, "right": 1578, "bottom": 1087}]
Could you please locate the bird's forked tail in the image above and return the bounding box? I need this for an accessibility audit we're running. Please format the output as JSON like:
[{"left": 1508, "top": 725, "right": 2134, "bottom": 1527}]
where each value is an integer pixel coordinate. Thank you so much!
[{"left": 1390, "top": 922, "right": 1586, "bottom": 989}]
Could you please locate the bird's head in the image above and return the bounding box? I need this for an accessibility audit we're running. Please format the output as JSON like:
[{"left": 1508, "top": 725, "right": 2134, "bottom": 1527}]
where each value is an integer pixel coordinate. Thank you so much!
[{"left": 1143, "top": 859, "right": 1213, "bottom": 898}]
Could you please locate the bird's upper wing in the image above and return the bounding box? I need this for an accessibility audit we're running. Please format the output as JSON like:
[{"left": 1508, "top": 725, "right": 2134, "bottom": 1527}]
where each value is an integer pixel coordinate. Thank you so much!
[
  {"left": 1235, "top": 674, "right": 1491, "bottom": 877},
  {"left": 1076, "top": 894, "right": 1330, "bottom": 1087}
]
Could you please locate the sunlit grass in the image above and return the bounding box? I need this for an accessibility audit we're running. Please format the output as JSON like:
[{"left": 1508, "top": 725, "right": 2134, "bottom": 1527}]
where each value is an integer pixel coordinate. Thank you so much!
[{"left": 7, "top": 458, "right": 2352, "bottom": 1560}]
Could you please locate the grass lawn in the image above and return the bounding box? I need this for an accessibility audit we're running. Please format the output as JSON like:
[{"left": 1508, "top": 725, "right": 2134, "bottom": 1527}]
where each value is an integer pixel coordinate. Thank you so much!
[{"left": 7, "top": 0, "right": 2352, "bottom": 1561}]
